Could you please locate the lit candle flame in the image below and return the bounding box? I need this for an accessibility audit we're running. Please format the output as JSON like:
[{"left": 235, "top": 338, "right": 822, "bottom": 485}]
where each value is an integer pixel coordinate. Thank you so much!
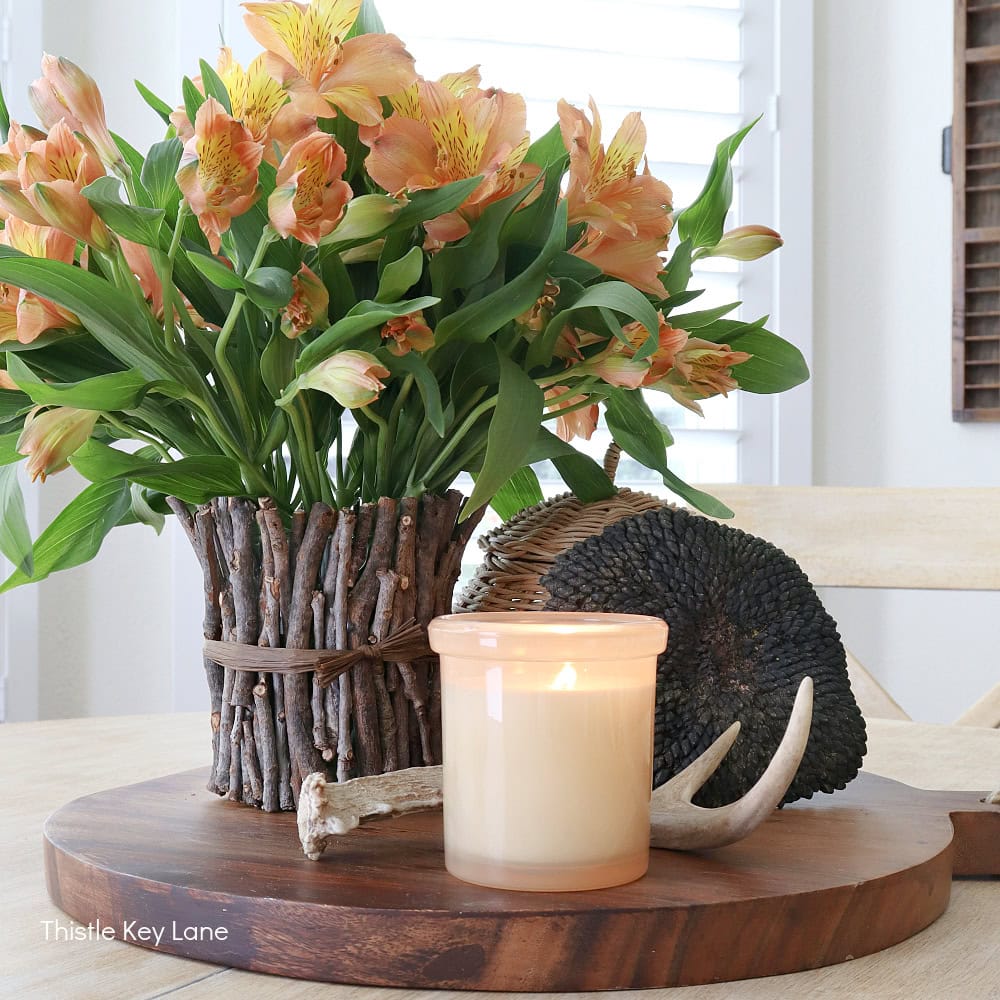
[{"left": 550, "top": 664, "right": 577, "bottom": 691}]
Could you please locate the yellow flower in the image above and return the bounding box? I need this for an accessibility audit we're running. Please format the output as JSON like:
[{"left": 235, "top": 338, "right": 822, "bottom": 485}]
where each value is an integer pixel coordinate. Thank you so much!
[
  {"left": 281, "top": 264, "right": 329, "bottom": 338},
  {"left": 362, "top": 73, "right": 539, "bottom": 242},
  {"left": 16, "top": 406, "right": 99, "bottom": 481},
  {"left": 298, "top": 349, "right": 390, "bottom": 407},
  {"left": 176, "top": 97, "right": 264, "bottom": 253},
  {"left": 268, "top": 131, "right": 353, "bottom": 244},
  {"left": 242, "top": 0, "right": 416, "bottom": 126},
  {"left": 29, "top": 54, "right": 123, "bottom": 170}
]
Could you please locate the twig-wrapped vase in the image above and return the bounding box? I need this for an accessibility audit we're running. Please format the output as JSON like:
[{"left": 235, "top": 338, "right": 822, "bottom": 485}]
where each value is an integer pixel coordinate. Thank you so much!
[{"left": 170, "top": 490, "right": 483, "bottom": 811}]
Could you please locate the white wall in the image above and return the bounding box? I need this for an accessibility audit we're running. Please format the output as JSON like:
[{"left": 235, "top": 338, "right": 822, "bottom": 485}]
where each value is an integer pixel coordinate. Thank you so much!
[
  {"left": 2, "top": 2, "right": 184, "bottom": 720},
  {"left": 813, "top": 0, "right": 1000, "bottom": 722}
]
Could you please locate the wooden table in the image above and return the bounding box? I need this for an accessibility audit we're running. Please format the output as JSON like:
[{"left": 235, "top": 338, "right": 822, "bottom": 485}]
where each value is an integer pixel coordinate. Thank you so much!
[{"left": 3, "top": 714, "right": 998, "bottom": 999}]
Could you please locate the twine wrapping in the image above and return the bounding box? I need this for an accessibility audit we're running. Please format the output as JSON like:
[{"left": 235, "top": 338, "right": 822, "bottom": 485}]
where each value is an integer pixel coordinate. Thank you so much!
[{"left": 203, "top": 618, "right": 432, "bottom": 689}]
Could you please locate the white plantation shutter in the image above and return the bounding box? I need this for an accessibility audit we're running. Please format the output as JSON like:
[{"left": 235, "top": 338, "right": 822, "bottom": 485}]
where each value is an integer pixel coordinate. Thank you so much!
[{"left": 214, "top": 0, "right": 778, "bottom": 494}]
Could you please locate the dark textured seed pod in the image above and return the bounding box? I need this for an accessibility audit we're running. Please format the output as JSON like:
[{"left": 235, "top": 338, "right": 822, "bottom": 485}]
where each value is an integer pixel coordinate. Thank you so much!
[{"left": 541, "top": 506, "right": 867, "bottom": 807}]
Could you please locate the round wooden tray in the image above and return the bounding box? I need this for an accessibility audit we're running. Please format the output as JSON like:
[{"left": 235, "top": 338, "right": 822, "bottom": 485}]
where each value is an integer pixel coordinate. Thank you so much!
[{"left": 43, "top": 769, "right": 999, "bottom": 991}]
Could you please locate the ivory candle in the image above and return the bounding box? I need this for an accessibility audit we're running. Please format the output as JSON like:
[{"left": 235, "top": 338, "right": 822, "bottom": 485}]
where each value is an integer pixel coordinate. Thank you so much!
[{"left": 428, "top": 612, "right": 667, "bottom": 892}]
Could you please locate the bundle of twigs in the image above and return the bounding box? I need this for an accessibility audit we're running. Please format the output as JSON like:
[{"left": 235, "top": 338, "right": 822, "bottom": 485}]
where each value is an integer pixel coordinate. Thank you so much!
[{"left": 167, "top": 491, "right": 483, "bottom": 811}]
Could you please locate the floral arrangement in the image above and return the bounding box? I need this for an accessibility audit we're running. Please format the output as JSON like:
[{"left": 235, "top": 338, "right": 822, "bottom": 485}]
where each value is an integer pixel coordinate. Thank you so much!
[{"left": 0, "top": 0, "right": 806, "bottom": 591}]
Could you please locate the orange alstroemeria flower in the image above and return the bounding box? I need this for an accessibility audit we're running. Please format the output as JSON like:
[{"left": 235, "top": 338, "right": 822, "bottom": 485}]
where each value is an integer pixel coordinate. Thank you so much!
[
  {"left": 171, "top": 48, "right": 312, "bottom": 166},
  {"left": 29, "top": 54, "right": 123, "bottom": 171},
  {"left": 3, "top": 121, "right": 112, "bottom": 250},
  {"left": 242, "top": 0, "right": 416, "bottom": 127},
  {"left": 0, "top": 217, "right": 80, "bottom": 345},
  {"left": 621, "top": 312, "right": 689, "bottom": 386},
  {"left": 651, "top": 338, "right": 752, "bottom": 415},
  {"left": 380, "top": 311, "right": 433, "bottom": 357},
  {"left": 16, "top": 406, "right": 99, "bottom": 481},
  {"left": 177, "top": 98, "right": 264, "bottom": 253},
  {"left": 0, "top": 369, "right": 18, "bottom": 390},
  {"left": 545, "top": 386, "right": 599, "bottom": 444},
  {"left": 281, "top": 264, "right": 329, "bottom": 338},
  {"left": 362, "top": 71, "right": 540, "bottom": 242},
  {"left": 558, "top": 99, "right": 673, "bottom": 241},
  {"left": 268, "top": 131, "right": 352, "bottom": 244},
  {"left": 559, "top": 99, "right": 672, "bottom": 293}
]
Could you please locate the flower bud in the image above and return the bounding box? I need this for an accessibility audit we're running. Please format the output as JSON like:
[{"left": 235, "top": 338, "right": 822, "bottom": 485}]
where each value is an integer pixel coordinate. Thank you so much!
[
  {"left": 16, "top": 406, "right": 99, "bottom": 481},
  {"left": 323, "top": 194, "right": 401, "bottom": 243},
  {"left": 281, "top": 264, "right": 329, "bottom": 338},
  {"left": 703, "top": 225, "right": 782, "bottom": 261},
  {"left": 297, "top": 350, "right": 390, "bottom": 408}
]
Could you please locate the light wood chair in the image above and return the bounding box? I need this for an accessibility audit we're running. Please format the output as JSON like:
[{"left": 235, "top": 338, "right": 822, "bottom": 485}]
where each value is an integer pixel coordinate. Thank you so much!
[{"left": 697, "top": 486, "right": 1000, "bottom": 728}]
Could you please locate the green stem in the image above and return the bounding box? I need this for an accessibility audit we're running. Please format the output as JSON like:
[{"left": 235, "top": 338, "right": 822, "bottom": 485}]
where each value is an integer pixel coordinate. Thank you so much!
[
  {"left": 415, "top": 393, "right": 497, "bottom": 488},
  {"left": 359, "top": 404, "right": 390, "bottom": 497},
  {"left": 286, "top": 399, "right": 322, "bottom": 505},
  {"left": 213, "top": 227, "right": 277, "bottom": 443},
  {"left": 100, "top": 412, "right": 172, "bottom": 461}
]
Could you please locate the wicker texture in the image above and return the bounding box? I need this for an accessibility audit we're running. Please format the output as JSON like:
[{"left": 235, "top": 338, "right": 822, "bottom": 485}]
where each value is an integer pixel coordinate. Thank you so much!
[{"left": 456, "top": 488, "right": 668, "bottom": 613}]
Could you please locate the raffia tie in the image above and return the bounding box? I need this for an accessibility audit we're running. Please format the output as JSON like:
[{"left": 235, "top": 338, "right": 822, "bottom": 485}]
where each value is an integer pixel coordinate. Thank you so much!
[{"left": 203, "top": 618, "right": 432, "bottom": 689}]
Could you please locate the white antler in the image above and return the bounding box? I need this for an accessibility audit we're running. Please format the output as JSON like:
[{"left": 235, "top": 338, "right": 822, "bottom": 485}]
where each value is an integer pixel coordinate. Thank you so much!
[
  {"left": 650, "top": 676, "right": 814, "bottom": 850},
  {"left": 298, "top": 676, "right": 815, "bottom": 860}
]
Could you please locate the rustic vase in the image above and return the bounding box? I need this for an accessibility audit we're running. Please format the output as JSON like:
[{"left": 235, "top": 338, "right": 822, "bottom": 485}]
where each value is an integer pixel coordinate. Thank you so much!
[{"left": 170, "top": 490, "right": 483, "bottom": 811}]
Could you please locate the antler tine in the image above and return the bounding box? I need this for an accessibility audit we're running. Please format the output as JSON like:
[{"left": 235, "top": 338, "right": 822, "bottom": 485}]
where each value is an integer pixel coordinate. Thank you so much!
[{"left": 650, "top": 676, "right": 814, "bottom": 852}]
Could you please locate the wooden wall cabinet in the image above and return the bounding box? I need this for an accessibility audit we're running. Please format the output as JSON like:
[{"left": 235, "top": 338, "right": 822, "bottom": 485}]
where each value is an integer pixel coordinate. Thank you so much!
[{"left": 954, "top": 0, "right": 1000, "bottom": 420}]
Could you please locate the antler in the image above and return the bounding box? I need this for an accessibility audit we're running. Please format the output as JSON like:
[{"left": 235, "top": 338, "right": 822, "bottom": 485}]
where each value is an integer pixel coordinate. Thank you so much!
[
  {"left": 298, "top": 676, "right": 814, "bottom": 860},
  {"left": 650, "top": 676, "right": 814, "bottom": 850}
]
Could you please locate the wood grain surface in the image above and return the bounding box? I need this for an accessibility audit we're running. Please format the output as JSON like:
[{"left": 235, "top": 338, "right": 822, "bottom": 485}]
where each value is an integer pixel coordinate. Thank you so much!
[{"left": 43, "top": 766, "right": 1000, "bottom": 992}]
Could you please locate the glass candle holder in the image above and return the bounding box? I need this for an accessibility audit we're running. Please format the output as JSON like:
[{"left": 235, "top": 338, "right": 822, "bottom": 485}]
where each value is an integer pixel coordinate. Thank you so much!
[{"left": 428, "top": 612, "right": 668, "bottom": 892}]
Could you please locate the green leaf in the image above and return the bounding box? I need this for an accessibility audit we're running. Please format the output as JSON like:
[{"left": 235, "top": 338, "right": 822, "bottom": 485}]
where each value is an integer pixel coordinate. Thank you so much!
[
  {"left": 82, "top": 176, "right": 164, "bottom": 247},
  {"left": 130, "top": 483, "right": 165, "bottom": 534},
  {"left": 0, "top": 463, "right": 32, "bottom": 576},
  {"left": 0, "top": 258, "right": 171, "bottom": 380},
  {"left": 298, "top": 296, "right": 440, "bottom": 371},
  {"left": 376, "top": 246, "right": 423, "bottom": 302},
  {"left": 490, "top": 466, "right": 543, "bottom": 520},
  {"left": 604, "top": 389, "right": 674, "bottom": 478},
  {"left": 182, "top": 76, "right": 206, "bottom": 125},
  {"left": 390, "top": 177, "right": 483, "bottom": 232},
  {"left": 140, "top": 138, "right": 183, "bottom": 215},
  {"left": 135, "top": 79, "right": 174, "bottom": 125},
  {"left": 71, "top": 440, "right": 245, "bottom": 503},
  {"left": 523, "top": 123, "right": 568, "bottom": 169},
  {"left": 549, "top": 251, "right": 602, "bottom": 285},
  {"left": 188, "top": 251, "right": 245, "bottom": 291},
  {"left": 0, "top": 384, "right": 32, "bottom": 422},
  {"left": 0, "top": 479, "right": 132, "bottom": 593},
  {"left": 244, "top": 266, "right": 294, "bottom": 310},
  {"left": 666, "top": 301, "right": 742, "bottom": 330},
  {"left": 660, "top": 239, "right": 693, "bottom": 299},
  {"left": 725, "top": 327, "right": 810, "bottom": 394},
  {"left": 526, "top": 279, "right": 660, "bottom": 370},
  {"left": 676, "top": 118, "right": 758, "bottom": 250},
  {"left": 345, "top": 0, "right": 385, "bottom": 36},
  {"left": 198, "top": 59, "right": 232, "bottom": 114},
  {"left": 6, "top": 354, "right": 185, "bottom": 411},
  {"left": 70, "top": 439, "right": 145, "bottom": 482},
  {"left": 526, "top": 427, "right": 615, "bottom": 503},
  {"left": 385, "top": 351, "right": 445, "bottom": 436},
  {"left": 0, "top": 430, "right": 23, "bottom": 465},
  {"left": 430, "top": 176, "right": 541, "bottom": 294},
  {"left": 437, "top": 200, "right": 568, "bottom": 346},
  {"left": 463, "top": 349, "right": 544, "bottom": 517},
  {"left": 660, "top": 467, "right": 734, "bottom": 519},
  {"left": 0, "top": 78, "right": 9, "bottom": 142}
]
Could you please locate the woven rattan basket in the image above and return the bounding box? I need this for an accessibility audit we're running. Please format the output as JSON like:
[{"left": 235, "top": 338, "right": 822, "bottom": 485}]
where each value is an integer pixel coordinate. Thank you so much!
[{"left": 456, "top": 446, "right": 669, "bottom": 613}]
